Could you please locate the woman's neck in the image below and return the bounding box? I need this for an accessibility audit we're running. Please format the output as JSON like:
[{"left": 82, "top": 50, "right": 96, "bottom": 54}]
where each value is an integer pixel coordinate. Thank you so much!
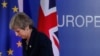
[{"left": 26, "top": 29, "right": 32, "bottom": 45}]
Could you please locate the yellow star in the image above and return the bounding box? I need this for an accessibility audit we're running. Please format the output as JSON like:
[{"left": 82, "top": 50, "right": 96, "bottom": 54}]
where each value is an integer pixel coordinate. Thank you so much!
[
  {"left": 0, "top": 52, "right": 2, "bottom": 56},
  {"left": 12, "top": 6, "right": 18, "bottom": 13},
  {"left": 7, "top": 49, "right": 13, "bottom": 55},
  {"left": 1, "top": 1, "right": 7, "bottom": 8},
  {"left": 16, "top": 41, "right": 22, "bottom": 47}
]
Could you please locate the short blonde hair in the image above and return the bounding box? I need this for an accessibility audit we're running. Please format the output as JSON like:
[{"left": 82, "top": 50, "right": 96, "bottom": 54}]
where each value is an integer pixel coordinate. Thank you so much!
[{"left": 9, "top": 12, "right": 33, "bottom": 30}]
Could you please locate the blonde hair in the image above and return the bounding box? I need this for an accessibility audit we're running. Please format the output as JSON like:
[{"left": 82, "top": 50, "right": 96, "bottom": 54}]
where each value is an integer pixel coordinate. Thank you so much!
[{"left": 9, "top": 12, "right": 33, "bottom": 30}]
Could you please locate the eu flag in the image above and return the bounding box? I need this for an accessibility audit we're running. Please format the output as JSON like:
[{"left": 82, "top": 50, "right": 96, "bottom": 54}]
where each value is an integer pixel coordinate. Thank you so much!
[
  {"left": 0, "top": 0, "right": 40, "bottom": 56},
  {"left": 0, "top": 0, "right": 22, "bottom": 56}
]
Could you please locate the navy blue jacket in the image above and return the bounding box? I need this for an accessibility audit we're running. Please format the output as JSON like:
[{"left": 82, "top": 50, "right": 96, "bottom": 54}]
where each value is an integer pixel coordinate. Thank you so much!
[{"left": 22, "top": 27, "right": 53, "bottom": 56}]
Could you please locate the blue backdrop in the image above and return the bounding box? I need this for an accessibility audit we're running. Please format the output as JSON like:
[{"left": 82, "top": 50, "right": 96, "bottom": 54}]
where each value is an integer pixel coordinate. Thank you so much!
[{"left": 57, "top": 0, "right": 100, "bottom": 56}]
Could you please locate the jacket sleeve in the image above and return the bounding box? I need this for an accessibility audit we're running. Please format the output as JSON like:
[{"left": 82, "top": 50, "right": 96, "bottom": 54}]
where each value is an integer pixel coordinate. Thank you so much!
[{"left": 38, "top": 33, "right": 53, "bottom": 56}]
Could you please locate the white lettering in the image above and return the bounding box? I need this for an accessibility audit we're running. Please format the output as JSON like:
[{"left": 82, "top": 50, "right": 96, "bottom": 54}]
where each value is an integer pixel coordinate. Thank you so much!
[
  {"left": 94, "top": 16, "right": 100, "bottom": 27},
  {"left": 58, "top": 15, "right": 100, "bottom": 28},
  {"left": 66, "top": 15, "right": 74, "bottom": 27},
  {"left": 75, "top": 15, "right": 85, "bottom": 27},
  {"left": 86, "top": 16, "right": 93, "bottom": 27}
]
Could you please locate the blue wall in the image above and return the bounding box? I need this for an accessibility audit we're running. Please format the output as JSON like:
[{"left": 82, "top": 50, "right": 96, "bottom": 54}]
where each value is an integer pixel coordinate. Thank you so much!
[{"left": 57, "top": 0, "right": 100, "bottom": 56}]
